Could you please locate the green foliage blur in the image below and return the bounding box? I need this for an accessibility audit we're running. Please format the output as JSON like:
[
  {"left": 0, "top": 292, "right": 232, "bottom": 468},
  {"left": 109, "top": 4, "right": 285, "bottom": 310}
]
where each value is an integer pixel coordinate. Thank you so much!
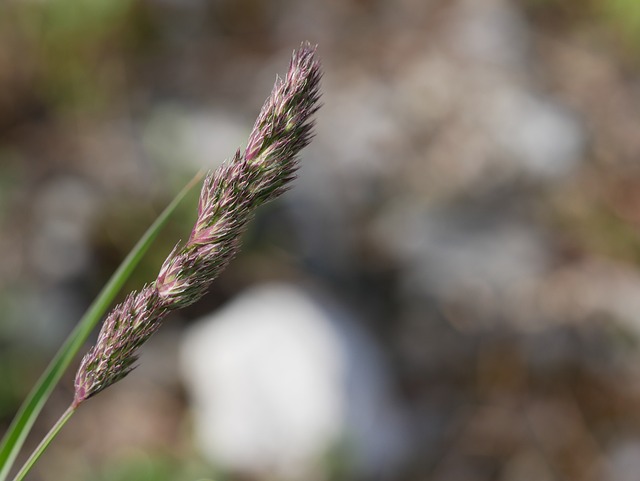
[{"left": 0, "top": 0, "right": 141, "bottom": 112}]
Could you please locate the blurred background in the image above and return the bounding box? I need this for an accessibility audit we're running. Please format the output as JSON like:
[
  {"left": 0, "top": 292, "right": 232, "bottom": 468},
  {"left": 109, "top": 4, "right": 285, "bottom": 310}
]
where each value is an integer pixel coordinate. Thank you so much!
[{"left": 4, "top": 0, "right": 640, "bottom": 480}]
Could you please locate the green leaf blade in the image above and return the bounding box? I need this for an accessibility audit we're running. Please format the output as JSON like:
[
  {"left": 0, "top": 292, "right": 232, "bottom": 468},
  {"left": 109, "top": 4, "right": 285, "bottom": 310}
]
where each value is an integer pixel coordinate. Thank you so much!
[{"left": 0, "top": 173, "right": 202, "bottom": 481}]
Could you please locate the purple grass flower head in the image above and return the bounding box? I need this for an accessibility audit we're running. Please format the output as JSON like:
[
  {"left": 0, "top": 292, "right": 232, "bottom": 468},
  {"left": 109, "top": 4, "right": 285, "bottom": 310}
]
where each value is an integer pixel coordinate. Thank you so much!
[{"left": 73, "top": 43, "right": 322, "bottom": 407}]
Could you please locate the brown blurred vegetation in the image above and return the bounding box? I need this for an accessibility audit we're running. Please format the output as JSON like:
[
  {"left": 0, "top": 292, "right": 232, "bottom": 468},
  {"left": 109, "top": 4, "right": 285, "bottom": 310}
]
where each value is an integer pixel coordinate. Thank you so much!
[{"left": 4, "top": 1, "right": 640, "bottom": 480}]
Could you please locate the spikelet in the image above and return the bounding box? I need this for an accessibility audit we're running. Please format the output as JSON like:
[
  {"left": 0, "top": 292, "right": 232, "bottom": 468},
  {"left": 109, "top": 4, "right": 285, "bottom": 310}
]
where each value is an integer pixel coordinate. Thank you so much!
[{"left": 73, "top": 43, "right": 322, "bottom": 406}]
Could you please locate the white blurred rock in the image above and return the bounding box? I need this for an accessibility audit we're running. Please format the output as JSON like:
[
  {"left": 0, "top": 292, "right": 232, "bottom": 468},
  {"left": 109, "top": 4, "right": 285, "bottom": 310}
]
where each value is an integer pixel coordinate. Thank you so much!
[
  {"left": 143, "top": 104, "right": 249, "bottom": 171},
  {"left": 607, "top": 439, "right": 640, "bottom": 481},
  {"left": 180, "top": 284, "right": 408, "bottom": 480},
  {"left": 30, "top": 176, "right": 100, "bottom": 282},
  {"left": 373, "top": 203, "right": 551, "bottom": 327},
  {"left": 489, "top": 88, "right": 584, "bottom": 179},
  {"left": 450, "top": 0, "right": 531, "bottom": 69}
]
